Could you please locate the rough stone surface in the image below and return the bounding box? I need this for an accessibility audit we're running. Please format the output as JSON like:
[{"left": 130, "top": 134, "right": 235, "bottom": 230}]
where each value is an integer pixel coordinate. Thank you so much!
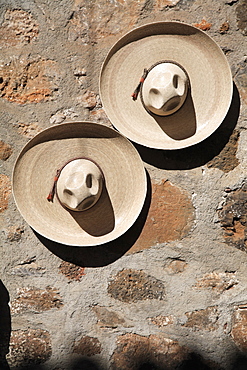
[
  {"left": 1, "top": 1, "right": 247, "bottom": 369},
  {"left": 235, "top": 63, "right": 247, "bottom": 104},
  {"left": 183, "top": 306, "right": 219, "bottom": 331},
  {"left": 219, "top": 21, "right": 230, "bottom": 34},
  {"left": 0, "top": 58, "right": 59, "bottom": 104},
  {"left": 6, "top": 329, "right": 52, "bottom": 368},
  {"left": 148, "top": 314, "right": 175, "bottom": 327},
  {"left": 165, "top": 259, "right": 188, "bottom": 274},
  {"left": 110, "top": 333, "right": 188, "bottom": 370},
  {"left": 0, "top": 140, "right": 12, "bottom": 160},
  {"left": 10, "top": 263, "right": 46, "bottom": 277},
  {"left": 11, "top": 286, "right": 63, "bottom": 314},
  {"left": 92, "top": 306, "right": 126, "bottom": 328},
  {"left": 218, "top": 185, "right": 247, "bottom": 252},
  {"left": 108, "top": 269, "right": 165, "bottom": 303},
  {"left": 195, "top": 272, "right": 239, "bottom": 293},
  {"left": 0, "top": 9, "right": 39, "bottom": 48},
  {"left": 236, "top": 0, "right": 247, "bottom": 35},
  {"left": 79, "top": 90, "right": 98, "bottom": 109},
  {"left": 192, "top": 19, "right": 212, "bottom": 30},
  {"left": 231, "top": 305, "right": 247, "bottom": 351},
  {"left": 128, "top": 180, "right": 195, "bottom": 254},
  {"left": 5, "top": 225, "right": 24, "bottom": 242},
  {"left": 89, "top": 108, "right": 112, "bottom": 126},
  {"left": 207, "top": 130, "right": 240, "bottom": 172},
  {"left": 68, "top": 1, "right": 143, "bottom": 43},
  {"left": 59, "top": 261, "right": 85, "bottom": 281},
  {"left": 15, "top": 121, "right": 42, "bottom": 138},
  {"left": 0, "top": 174, "right": 11, "bottom": 213},
  {"left": 154, "top": 0, "right": 181, "bottom": 9},
  {"left": 10, "top": 260, "right": 46, "bottom": 277},
  {"left": 73, "top": 336, "right": 102, "bottom": 356}
]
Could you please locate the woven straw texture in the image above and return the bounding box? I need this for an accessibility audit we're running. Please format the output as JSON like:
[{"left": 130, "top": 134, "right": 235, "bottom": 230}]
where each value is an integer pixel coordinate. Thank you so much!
[
  {"left": 100, "top": 21, "right": 233, "bottom": 149},
  {"left": 12, "top": 122, "right": 147, "bottom": 246}
]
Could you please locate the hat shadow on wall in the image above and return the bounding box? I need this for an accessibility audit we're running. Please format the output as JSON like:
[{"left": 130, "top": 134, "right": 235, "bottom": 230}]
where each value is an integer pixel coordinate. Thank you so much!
[
  {"left": 34, "top": 171, "right": 152, "bottom": 267},
  {"left": 135, "top": 82, "right": 240, "bottom": 170},
  {"left": 0, "top": 280, "right": 11, "bottom": 370}
]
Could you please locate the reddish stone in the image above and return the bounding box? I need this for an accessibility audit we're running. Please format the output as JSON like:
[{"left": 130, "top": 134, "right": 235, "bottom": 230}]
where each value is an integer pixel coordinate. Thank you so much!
[
  {"left": 218, "top": 185, "right": 247, "bottom": 252},
  {"left": 128, "top": 180, "right": 194, "bottom": 254},
  {"left": 148, "top": 315, "right": 175, "bottom": 327},
  {"left": 183, "top": 306, "right": 219, "bottom": 331},
  {"left": 111, "top": 333, "right": 188, "bottom": 370},
  {"left": 0, "top": 58, "right": 59, "bottom": 104},
  {"left": 59, "top": 261, "right": 85, "bottom": 281},
  {"left": 0, "top": 9, "right": 39, "bottom": 48},
  {"left": 0, "top": 174, "right": 11, "bottom": 213},
  {"left": 108, "top": 269, "right": 165, "bottom": 303},
  {"left": 219, "top": 21, "right": 230, "bottom": 34},
  {"left": 92, "top": 306, "right": 126, "bottom": 328},
  {"left": 7, "top": 329, "right": 51, "bottom": 368},
  {"left": 192, "top": 19, "right": 212, "bottom": 31},
  {"left": 231, "top": 305, "right": 247, "bottom": 351},
  {"left": 15, "top": 122, "right": 42, "bottom": 138},
  {"left": 0, "top": 141, "right": 13, "bottom": 160},
  {"left": 73, "top": 336, "right": 102, "bottom": 356},
  {"left": 195, "top": 272, "right": 238, "bottom": 293},
  {"left": 207, "top": 130, "right": 239, "bottom": 172},
  {"left": 166, "top": 259, "right": 187, "bottom": 274},
  {"left": 11, "top": 286, "right": 63, "bottom": 314}
]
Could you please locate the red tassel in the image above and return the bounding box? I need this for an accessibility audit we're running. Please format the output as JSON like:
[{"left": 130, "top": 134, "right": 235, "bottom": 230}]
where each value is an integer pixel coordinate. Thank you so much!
[
  {"left": 47, "top": 170, "right": 60, "bottom": 202},
  {"left": 131, "top": 68, "right": 148, "bottom": 101}
]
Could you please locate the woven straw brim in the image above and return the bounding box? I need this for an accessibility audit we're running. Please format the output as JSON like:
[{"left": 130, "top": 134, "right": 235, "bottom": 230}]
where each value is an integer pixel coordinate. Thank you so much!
[
  {"left": 12, "top": 122, "right": 147, "bottom": 246},
  {"left": 100, "top": 21, "right": 233, "bottom": 149}
]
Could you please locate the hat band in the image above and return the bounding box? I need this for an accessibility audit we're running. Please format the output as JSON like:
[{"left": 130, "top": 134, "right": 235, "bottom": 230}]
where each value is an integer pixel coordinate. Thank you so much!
[
  {"left": 131, "top": 60, "right": 190, "bottom": 106},
  {"left": 46, "top": 157, "right": 105, "bottom": 206}
]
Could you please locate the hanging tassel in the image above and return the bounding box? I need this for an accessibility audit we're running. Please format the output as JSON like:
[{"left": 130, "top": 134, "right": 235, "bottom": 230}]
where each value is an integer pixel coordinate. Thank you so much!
[
  {"left": 47, "top": 170, "right": 60, "bottom": 202},
  {"left": 131, "top": 68, "right": 148, "bottom": 101}
]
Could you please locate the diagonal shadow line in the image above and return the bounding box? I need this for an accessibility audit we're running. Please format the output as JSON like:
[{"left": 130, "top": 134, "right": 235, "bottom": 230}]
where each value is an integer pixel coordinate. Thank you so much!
[
  {"left": 34, "top": 171, "right": 151, "bottom": 267},
  {"left": 134, "top": 82, "right": 240, "bottom": 170}
]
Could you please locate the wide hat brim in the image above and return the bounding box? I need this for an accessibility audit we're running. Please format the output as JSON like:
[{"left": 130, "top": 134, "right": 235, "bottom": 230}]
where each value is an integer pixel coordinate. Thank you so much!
[
  {"left": 12, "top": 122, "right": 147, "bottom": 246},
  {"left": 100, "top": 21, "right": 233, "bottom": 150}
]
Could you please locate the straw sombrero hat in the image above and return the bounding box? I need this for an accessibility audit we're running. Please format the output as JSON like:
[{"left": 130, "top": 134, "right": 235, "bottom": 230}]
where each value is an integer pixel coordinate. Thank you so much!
[
  {"left": 12, "top": 122, "right": 147, "bottom": 246},
  {"left": 100, "top": 21, "right": 233, "bottom": 150}
]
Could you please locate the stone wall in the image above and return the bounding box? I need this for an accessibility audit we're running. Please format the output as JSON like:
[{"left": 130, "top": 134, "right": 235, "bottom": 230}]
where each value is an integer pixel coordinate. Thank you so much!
[{"left": 1, "top": 0, "right": 247, "bottom": 369}]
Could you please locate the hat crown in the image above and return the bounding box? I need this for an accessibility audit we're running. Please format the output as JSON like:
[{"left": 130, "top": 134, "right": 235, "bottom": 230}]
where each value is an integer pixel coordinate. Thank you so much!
[
  {"left": 56, "top": 159, "right": 104, "bottom": 211},
  {"left": 142, "top": 62, "right": 189, "bottom": 116}
]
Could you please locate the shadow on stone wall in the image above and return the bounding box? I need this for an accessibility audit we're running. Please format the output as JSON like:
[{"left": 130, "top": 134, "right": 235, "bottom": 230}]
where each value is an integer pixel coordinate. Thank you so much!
[
  {"left": 9, "top": 351, "right": 247, "bottom": 370},
  {"left": 135, "top": 83, "right": 240, "bottom": 170},
  {"left": 10, "top": 357, "right": 103, "bottom": 370},
  {"left": 230, "top": 353, "right": 247, "bottom": 370},
  {"left": 70, "top": 357, "right": 103, "bottom": 370},
  {"left": 178, "top": 352, "right": 247, "bottom": 370},
  {"left": 34, "top": 171, "right": 152, "bottom": 267},
  {"left": 0, "top": 280, "right": 11, "bottom": 370}
]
